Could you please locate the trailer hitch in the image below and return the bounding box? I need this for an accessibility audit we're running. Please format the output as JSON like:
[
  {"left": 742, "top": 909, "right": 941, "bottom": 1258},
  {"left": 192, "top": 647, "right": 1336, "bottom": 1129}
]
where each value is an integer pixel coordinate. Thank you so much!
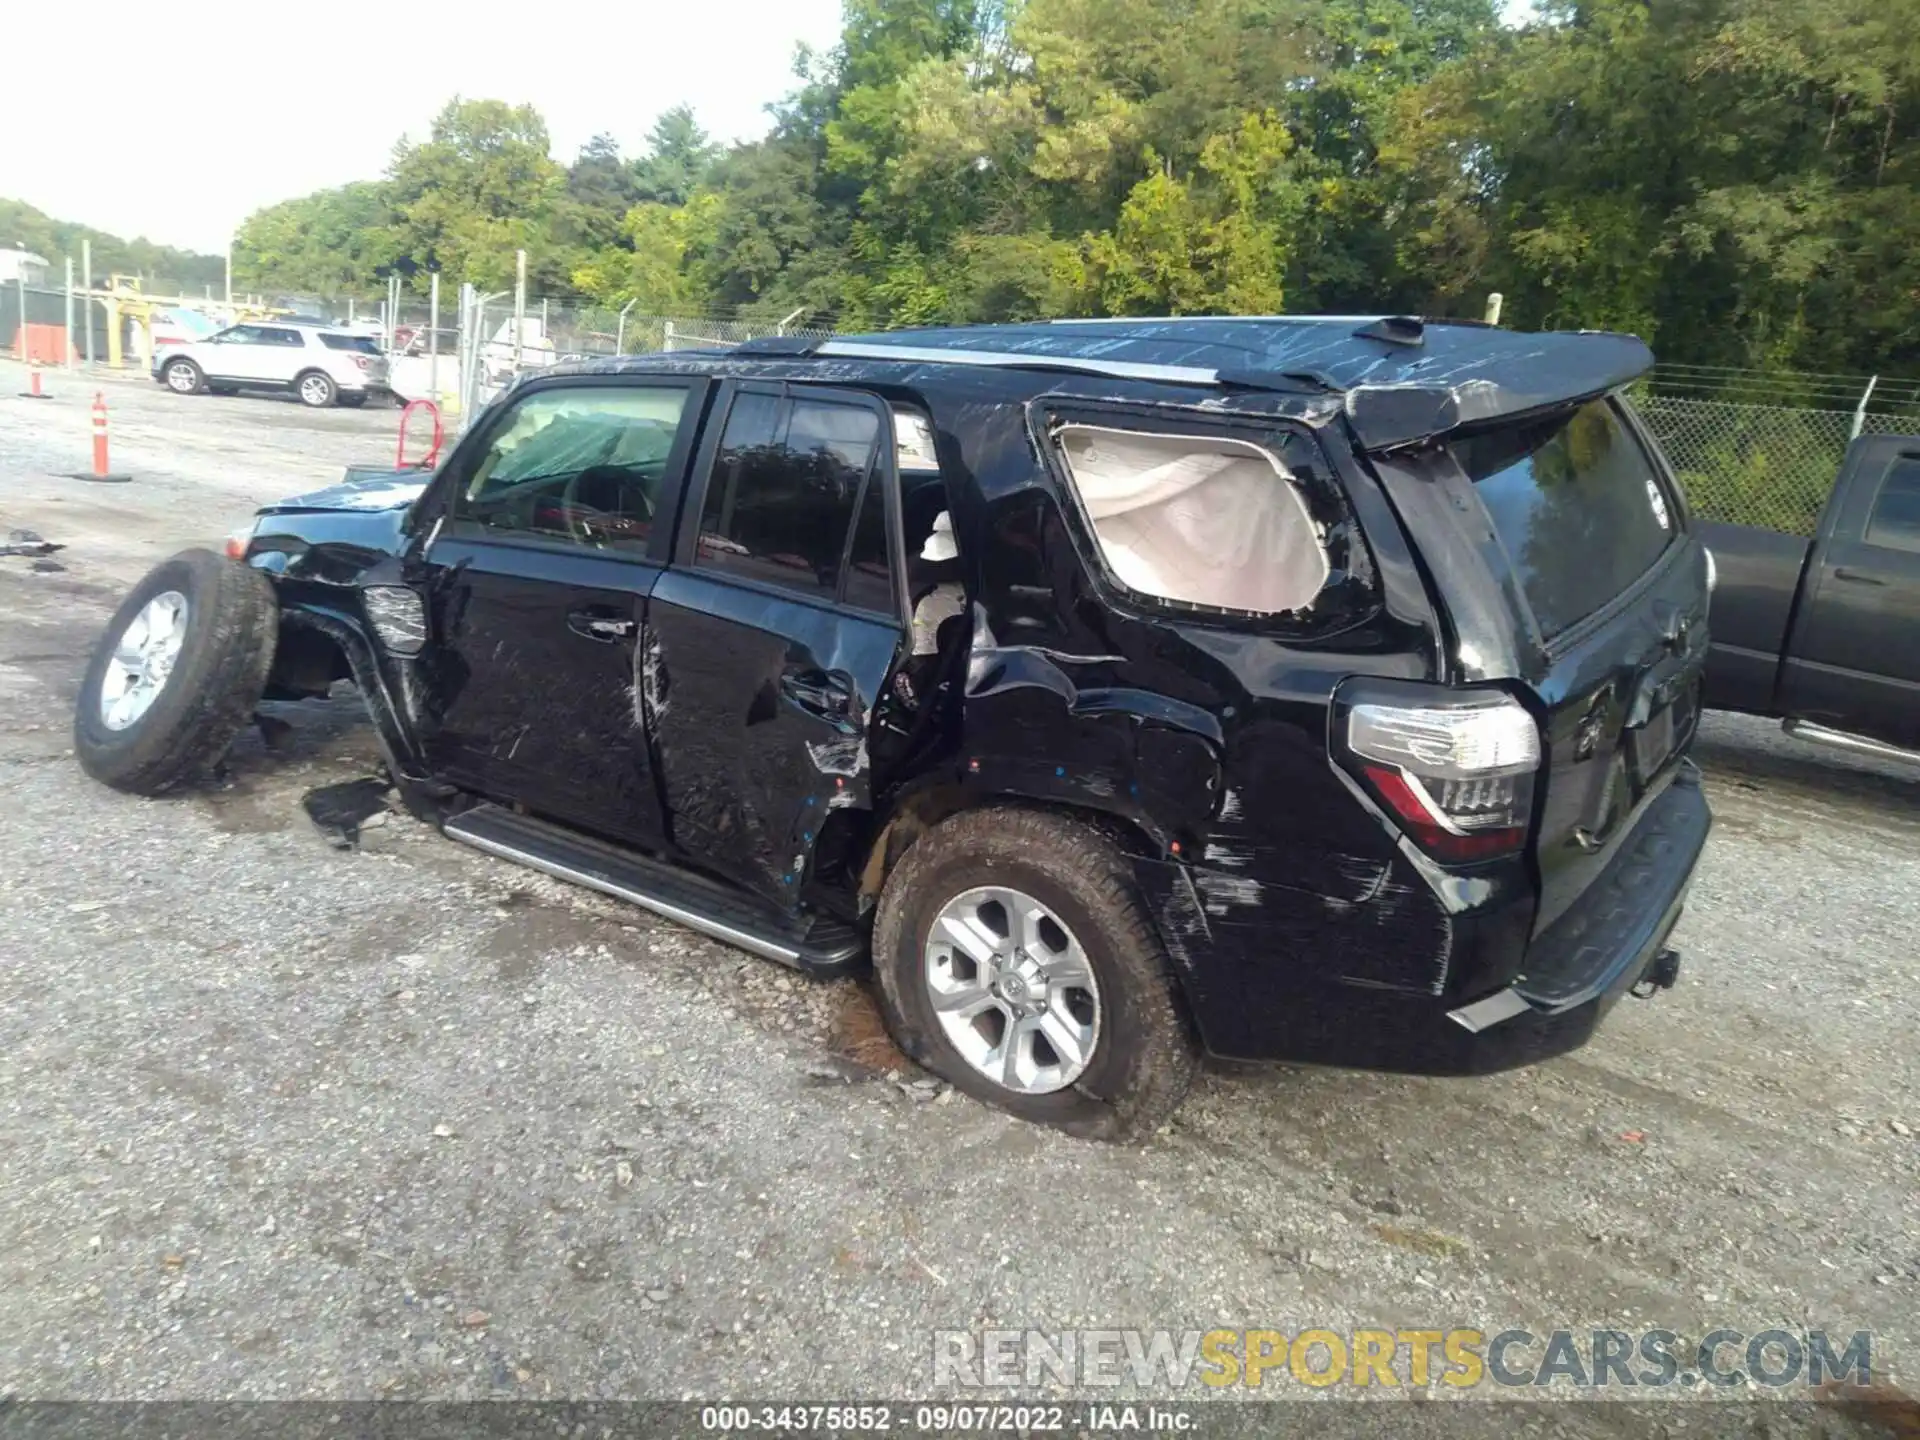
[{"left": 1630, "top": 949, "right": 1681, "bottom": 999}]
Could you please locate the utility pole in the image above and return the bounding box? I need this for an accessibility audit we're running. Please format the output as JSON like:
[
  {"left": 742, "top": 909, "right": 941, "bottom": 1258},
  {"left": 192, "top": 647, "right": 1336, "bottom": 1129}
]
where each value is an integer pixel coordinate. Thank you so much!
[
  {"left": 428, "top": 271, "right": 440, "bottom": 402},
  {"left": 513, "top": 249, "right": 527, "bottom": 376},
  {"left": 65, "top": 256, "right": 76, "bottom": 370},
  {"left": 81, "top": 238, "right": 93, "bottom": 364}
]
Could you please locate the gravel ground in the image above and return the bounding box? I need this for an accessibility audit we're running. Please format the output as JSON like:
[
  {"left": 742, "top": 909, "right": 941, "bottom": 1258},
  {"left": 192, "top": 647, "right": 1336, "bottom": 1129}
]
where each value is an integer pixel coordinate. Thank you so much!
[{"left": 1, "top": 360, "right": 1916, "bottom": 1429}]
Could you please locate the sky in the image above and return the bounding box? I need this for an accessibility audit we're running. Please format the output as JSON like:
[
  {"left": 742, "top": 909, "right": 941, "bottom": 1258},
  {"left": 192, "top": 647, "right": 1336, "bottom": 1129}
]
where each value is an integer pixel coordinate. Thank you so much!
[{"left": 2, "top": 0, "right": 847, "bottom": 255}]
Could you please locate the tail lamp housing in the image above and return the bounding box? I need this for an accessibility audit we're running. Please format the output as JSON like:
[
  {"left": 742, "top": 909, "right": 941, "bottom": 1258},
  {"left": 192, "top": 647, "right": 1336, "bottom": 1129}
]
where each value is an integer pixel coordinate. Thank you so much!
[{"left": 1336, "top": 683, "right": 1542, "bottom": 864}]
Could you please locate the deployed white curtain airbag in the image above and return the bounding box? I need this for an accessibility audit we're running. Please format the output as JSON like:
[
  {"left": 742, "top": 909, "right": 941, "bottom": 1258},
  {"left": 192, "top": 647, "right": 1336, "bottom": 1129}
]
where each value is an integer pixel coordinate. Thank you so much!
[{"left": 1055, "top": 425, "right": 1330, "bottom": 614}]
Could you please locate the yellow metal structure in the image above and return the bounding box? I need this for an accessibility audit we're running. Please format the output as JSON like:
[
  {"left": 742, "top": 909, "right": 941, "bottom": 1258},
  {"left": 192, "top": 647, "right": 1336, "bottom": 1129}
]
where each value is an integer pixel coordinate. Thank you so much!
[{"left": 88, "top": 276, "right": 287, "bottom": 369}]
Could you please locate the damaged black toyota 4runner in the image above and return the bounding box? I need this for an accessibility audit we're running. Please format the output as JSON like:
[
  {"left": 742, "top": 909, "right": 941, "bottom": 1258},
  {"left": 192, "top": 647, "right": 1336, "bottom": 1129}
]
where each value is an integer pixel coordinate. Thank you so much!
[{"left": 74, "top": 317, "right": 1713, "bottom": 1139}]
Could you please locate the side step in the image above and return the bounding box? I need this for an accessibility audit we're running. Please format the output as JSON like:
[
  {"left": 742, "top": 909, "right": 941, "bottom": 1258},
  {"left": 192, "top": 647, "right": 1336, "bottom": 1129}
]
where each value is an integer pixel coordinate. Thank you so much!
[
  {"left": 1783, "top": 719, "right": 1920, "bottom": 769},
  {"left": 444, "top": 803, "right": 864, "bottom": 977}
]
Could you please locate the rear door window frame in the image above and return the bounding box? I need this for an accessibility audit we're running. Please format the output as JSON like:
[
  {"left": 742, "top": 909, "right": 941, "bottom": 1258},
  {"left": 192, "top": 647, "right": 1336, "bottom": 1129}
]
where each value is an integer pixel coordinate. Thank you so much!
[{"left": 671, "top": 378, "right": 908, "bottom": 623}]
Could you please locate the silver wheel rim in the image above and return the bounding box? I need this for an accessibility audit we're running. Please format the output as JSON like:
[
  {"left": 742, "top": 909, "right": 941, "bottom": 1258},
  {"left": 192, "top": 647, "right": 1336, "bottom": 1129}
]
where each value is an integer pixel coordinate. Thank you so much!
[
  {"left": 99, "top": 591, "right": 190, "bottom": 730},
  {"left": 924, "top": 885, "right": 1101, "bottom": 1095},
  {"left": 300, "top": 375, "right": 330, "bottom": 405},
  {"left": 167, "top": 363, "right": 196, "bottom": 392}
]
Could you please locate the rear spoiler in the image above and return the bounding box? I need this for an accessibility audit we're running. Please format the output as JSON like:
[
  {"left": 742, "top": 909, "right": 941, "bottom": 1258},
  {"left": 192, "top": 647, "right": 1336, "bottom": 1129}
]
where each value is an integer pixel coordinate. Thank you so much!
[{"left": 1339, "top": 331, "right": 1655, "bottom": 453}]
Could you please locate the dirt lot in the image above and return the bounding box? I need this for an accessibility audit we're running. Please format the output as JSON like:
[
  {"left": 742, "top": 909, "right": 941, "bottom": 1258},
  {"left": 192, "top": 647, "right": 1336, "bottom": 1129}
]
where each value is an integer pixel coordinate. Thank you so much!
[{"left": 1, "top": 359, "right": 1916, "bottom": 1427}]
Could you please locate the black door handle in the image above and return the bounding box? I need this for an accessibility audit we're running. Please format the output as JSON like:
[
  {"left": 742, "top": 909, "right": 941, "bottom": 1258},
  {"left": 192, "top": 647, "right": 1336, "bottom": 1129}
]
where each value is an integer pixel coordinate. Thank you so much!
[
  {"left": 780, "top": 669, "right": 853, "bottom": 718},
  {"left": 567, "top": 608, "right": 637, "bottom": 641},
  {"left": 1833, "top": 566, "right": 1886, "bottom": 586}
]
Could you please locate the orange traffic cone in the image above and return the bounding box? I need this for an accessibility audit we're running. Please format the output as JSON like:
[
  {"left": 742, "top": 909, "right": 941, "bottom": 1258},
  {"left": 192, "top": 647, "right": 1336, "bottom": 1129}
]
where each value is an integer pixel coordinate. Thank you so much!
[{"left": 74, "top": 392, "right": 131, "bottom": 483}]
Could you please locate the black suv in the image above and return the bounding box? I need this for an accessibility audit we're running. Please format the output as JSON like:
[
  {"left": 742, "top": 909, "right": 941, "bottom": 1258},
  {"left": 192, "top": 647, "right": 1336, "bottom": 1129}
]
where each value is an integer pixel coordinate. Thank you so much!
[{"left": 73, "top": 317, "right": 1713, "bottom": 1139}]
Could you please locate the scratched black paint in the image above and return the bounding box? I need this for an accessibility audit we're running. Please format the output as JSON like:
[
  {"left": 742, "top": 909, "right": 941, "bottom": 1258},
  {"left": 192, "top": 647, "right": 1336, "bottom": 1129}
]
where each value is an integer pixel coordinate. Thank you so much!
[{"left": 235, "top": 317, "right": 1711, "bottom": 1074}]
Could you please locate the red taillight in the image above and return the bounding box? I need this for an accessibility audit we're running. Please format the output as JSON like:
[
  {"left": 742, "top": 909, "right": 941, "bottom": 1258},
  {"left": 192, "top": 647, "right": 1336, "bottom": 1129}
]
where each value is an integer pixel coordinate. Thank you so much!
[
  {"left": 1361, "top": 765, "right": 1528, "bottom": 863},
  {"left": 1343, "top": 690, "right": 1541, "bottom": 864}
]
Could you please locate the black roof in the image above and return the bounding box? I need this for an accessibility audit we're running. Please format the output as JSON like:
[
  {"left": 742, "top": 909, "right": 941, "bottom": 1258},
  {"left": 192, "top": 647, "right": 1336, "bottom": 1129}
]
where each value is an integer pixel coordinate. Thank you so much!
[
  {"left": 818, "top": 317, "right": 1653, "bottom": 450},
  {"left": 547, "top": 315, "right": 1654, "bottom": 452}
]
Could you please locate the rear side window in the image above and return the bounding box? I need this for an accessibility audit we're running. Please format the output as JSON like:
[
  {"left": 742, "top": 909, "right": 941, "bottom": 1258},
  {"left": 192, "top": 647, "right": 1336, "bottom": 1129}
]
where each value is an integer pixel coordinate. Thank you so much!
[
  {"left": 695, "top": 391, "right": 891, "bottom": 609},
  {"left": 1454, "top": 399, "right": 1677, "bottom": 638},
  {"left": 254, "top": 326, "right": 304, "bottom": 347},
  {"left": 320, "top": 332, "right": 381, "bottom": 354},
  {"left": 1865, "top": 456, "right": 1920, "bottom": 555},
  {"left": 1054, "top": 425, "right": 1330, "bottom": 616}
]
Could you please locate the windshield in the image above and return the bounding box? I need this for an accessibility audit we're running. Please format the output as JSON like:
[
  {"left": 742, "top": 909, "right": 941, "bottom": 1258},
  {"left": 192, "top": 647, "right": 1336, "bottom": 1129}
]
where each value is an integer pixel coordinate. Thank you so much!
[{"left": 1453, "top": 398, "right": 1678, "bottom": 638}]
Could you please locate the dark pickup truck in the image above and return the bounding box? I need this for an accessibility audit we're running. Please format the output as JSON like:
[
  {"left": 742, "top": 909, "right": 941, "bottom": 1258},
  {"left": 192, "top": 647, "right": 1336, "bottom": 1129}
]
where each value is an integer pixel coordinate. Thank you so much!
[{"left": 1702, "top": 433, "right": 1920, "bottom": 761}]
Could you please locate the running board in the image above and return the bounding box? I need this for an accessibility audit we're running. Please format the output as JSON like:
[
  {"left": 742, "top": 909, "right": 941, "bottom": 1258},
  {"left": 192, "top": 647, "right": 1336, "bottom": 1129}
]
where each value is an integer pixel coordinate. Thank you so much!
[
  {"left": 443, "top": 803, "right": 864, "bottom": 977},
  {"left": 1783, "top": 719, "right": 1920, "bottom": 769}
]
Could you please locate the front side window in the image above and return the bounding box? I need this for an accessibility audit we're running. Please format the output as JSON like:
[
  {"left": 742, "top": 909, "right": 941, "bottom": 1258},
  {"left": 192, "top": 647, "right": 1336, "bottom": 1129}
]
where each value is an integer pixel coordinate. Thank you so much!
[
  {"left": 1865, "top": 456, "right": 1920, "bottom": 555},
  {"left": 454, "top": 384, "right": 692, "bottom": 553},
  {"left": 695, "top": 391, "right": 886, "bottom": 604}
]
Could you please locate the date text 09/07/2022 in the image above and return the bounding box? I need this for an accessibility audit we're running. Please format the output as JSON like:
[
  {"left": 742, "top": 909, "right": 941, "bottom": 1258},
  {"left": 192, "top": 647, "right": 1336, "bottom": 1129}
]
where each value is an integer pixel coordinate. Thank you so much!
[{"left": 698, "top": 1404, "right": 1192, "bottom": 1432}]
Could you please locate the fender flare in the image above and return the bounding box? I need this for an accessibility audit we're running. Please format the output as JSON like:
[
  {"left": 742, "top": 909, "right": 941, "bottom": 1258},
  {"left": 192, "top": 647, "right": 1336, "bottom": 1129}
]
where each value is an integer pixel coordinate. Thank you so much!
[{"left": 276, "top": 604, "right": 433, "bottom": 785}]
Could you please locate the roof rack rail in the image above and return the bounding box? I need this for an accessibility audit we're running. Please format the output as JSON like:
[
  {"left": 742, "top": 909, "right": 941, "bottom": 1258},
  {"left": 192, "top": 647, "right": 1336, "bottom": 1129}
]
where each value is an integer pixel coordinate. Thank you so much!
[
  {"left": 807, "top": 339, "right": 1223, "bottom": 386},
  {"left": 730, "top": 334, "right": 827, "bottom": 357}
]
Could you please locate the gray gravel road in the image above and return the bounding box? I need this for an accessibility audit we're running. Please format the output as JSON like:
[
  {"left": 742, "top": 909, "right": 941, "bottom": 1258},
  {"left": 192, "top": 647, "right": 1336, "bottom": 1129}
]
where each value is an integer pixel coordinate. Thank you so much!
[{"left": 1, "top": 362, "right": 1917, "bottom": 1427}]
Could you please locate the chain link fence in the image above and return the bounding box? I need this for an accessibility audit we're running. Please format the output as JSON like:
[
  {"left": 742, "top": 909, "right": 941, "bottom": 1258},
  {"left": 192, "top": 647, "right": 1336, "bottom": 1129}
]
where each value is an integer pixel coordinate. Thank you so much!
[
  {"left": 1633, "top": 394, "right": 1920, "bottom": 537},
  {"left": 20, "top": 263, "right": 1920, "bottom": 537}
]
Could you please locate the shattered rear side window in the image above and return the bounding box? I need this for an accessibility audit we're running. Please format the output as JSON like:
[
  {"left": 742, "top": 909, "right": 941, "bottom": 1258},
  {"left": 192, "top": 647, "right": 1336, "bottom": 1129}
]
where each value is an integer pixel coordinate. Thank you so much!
[{"left": 1053, "top": 424, "right": 1333, "bottom": 617}]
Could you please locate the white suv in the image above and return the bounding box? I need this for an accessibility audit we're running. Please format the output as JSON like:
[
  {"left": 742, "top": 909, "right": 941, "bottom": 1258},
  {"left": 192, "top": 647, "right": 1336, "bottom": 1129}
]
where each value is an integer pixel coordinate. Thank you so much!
[{"left": 153, "top": 321, "right": 392, "bottom": 409}]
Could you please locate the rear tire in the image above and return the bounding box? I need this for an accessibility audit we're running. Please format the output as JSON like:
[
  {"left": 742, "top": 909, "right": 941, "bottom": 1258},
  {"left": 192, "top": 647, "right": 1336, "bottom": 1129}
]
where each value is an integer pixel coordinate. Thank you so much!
[
  {"left": 74, "top": 549, "right": 279, "bottom": 795},
  {"left": 296, "top": 370, "right": 337, "bottom": 408},
  {"left": 873, "top": 807, "right": 1198, "bottom": 1140},
  {"left": 163, "top": 358, "right": 204, "bottom": 395}
]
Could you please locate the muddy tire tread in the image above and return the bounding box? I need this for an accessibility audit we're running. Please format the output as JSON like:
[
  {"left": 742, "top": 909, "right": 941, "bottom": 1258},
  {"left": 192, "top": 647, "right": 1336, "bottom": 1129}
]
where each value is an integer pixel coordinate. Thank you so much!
[{"left": 872, "top": 805, "right": 1198, "bottom": 1141}]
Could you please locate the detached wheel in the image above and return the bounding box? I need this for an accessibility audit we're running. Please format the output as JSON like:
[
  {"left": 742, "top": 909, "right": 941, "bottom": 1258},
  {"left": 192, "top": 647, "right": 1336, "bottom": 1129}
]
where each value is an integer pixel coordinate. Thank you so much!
[
  {"left": 296, "top": 370, "right": 337, "bottom": 408},
  {"left": 873, "top": 807, "right": 1198, "bottom": 1140},
  {"left": 74, "top": 549, "right": 278, "bottom": 795},
  {"left": 163, "top": 358, "right": 204, "bottom": 395}
]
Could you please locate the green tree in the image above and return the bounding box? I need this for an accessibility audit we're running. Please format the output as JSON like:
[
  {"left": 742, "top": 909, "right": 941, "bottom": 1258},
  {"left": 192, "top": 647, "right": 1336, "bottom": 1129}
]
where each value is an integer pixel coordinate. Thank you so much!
[
  {"left": 0, "top": 197, "right": 224, "bottom": 292},
  {"left": 632, "top": 106, "right": 722, "bottom": 207},
  {"left": 232, "top": 182, "right": 398, "bottom": 296},
  {"left": 387, "top": 97, "right": 567, "bottom": 291}
]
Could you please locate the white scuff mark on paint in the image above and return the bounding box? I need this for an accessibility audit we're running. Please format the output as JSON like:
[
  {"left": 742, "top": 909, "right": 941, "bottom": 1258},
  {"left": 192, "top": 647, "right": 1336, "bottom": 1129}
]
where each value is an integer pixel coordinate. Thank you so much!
[
  {"left": 807, "top": 737, "right": 868, "bottom": 776},
  {"left": 1196, "top": 872, "right": 1262, "bottom": 917}
]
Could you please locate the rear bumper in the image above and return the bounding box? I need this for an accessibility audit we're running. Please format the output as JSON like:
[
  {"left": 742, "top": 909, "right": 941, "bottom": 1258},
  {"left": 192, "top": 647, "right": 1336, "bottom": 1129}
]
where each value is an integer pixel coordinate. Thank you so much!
[{"left": 1138, "top": 764, "right": 1711, "bottom": 1075}]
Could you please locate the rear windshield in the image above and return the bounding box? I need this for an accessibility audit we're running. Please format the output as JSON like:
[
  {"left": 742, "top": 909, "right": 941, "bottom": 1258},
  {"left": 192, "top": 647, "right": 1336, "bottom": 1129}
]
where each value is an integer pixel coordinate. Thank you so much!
[
  {"left": 1453, "top": 398, "right": 1677, "bottom": 637},
  {"left": 319, "top": 333, "right": 381, "bottom": 354}
]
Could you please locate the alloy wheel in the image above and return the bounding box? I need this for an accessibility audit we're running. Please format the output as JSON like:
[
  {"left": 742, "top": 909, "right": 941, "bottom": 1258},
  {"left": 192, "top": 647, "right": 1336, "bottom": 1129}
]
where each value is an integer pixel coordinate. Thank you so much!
[
  {"left": 99, "top": 591, "right": 190, "bottom": 730},
  {"left": 923, "top": 885, "right": 1102, "bottom": 1094}
]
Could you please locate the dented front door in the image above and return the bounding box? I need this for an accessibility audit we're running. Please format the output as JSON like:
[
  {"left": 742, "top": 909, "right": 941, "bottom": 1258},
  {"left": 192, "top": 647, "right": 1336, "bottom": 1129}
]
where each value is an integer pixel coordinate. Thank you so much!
[
  {"left": 647, "top": 381, "right": 905, "bottom": 905},
  {"left": 410, "top": 375, "right": 710, "bottom": 847}
]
